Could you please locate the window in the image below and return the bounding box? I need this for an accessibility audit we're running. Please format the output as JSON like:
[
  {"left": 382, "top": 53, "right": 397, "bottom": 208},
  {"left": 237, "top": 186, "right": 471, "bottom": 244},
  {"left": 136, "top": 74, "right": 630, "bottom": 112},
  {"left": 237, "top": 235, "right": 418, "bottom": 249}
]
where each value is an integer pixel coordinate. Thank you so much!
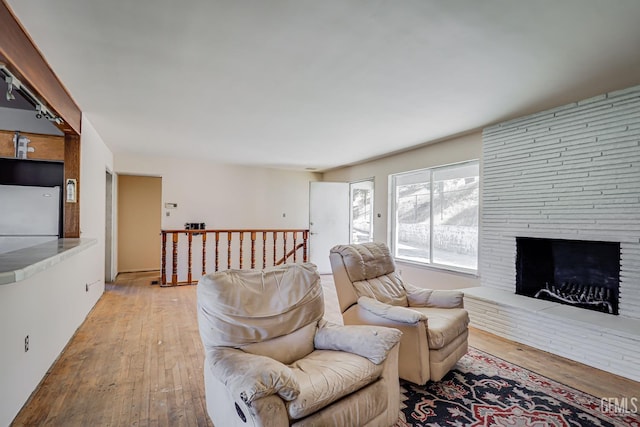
[
  {"left": 391, "top": 161, "right": 479, "bottom": 272},
  {"left": 350, "top": 180, "right": 374, "bottom": 244}
]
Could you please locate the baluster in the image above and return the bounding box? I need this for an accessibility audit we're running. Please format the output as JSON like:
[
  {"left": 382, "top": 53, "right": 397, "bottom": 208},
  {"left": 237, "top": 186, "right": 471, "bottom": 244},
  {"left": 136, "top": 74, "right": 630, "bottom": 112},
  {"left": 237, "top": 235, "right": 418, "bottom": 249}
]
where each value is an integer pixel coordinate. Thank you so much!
[
  {"left": 251, "top": 231, "right": 256, "bottom": 269},
  {"left": 161, "top": 231, "right": 167, "bottom": 285},
  {"left": 293, "top": 231, "right": 298, "bottom": 262},
  {"left": 303, "top": 230, "right": 308, "bottom": 262},
  {"left": 272, "top": 231, "right": 277, "bottom": 266},
  {"left": 163, "top": 229, "right": 308, "bottom": 280},
  {"left": 239, "top": 231, "right": 244, "bottom": 269},
  {"left": 202, "top": 232, "right": 207, "bottom": 276},
  {"left": 215, "top": 231, "right": 220, "bottom": 272},
  {"left": 282, "top": 231, "right": 288, "bottom": 264},
  {"left": 262, "top": 231, "right": 267, "bottom": 269},
  {"left": 187, "top": 232, "right": 193, "bottom": 284},
  {"left": 227, "top": 231, "right": 233, "bottom": 270},
  {"left": 172, "top": 232, "right": 178, "bottom": 286}
]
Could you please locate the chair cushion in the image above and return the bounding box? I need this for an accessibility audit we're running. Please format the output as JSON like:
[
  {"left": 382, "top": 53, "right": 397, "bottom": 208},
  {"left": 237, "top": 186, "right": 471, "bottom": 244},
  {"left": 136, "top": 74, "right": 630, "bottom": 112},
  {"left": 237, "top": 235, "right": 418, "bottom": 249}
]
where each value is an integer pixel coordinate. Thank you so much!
[
  {"left": 314, "top": 320, "right": 402, "bottom": 364},
  {"left": 241, "top": 322, "right": 317, "bottom": 365},
  {"left": 331, "top": 242, "right": 395, "bottom": 282},
  {"left": 413, "top": 307, "right": 469, "bottom": 349},
  {"left": 353, "top": 274, "right": 408, "bottom": 307},
  {"left": 286, "top": 350, "right": 383, "bottom": 419},
  {"left": 291, "top": 379, "right": 388, "bottom": 427},
  {"left": 205, "top": 347, "right": 300, "bottom": 405},
  {"left": 197, "top": 263, "right": 323, "bottom": 351},
  {"left": 332, "top": 242, "right": 408, "bottom": 306}
]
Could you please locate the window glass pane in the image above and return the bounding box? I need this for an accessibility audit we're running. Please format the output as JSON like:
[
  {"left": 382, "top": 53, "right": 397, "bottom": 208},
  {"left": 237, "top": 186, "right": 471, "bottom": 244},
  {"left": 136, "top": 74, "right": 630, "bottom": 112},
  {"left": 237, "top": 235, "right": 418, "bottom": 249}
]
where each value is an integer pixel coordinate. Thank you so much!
[
  {"left": 350, "top": 180, "right": 374, "bottom": 244},
  {"left": 394, "top": 170, "right": 430, "bottom": 263},
  {"left": 432, "top": 163, "right": 479, "bottom": 270}
]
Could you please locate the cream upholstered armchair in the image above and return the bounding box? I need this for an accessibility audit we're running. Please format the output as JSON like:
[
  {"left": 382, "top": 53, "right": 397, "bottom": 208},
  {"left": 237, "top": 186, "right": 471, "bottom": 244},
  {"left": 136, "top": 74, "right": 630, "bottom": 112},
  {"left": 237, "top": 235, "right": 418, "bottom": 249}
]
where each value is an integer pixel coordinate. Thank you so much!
[
  {"left": 329, "top": 242, "right": 469, "bottom": 385},
  {"left": 197, "top": 262, "right": 402, "bottom": 427}
]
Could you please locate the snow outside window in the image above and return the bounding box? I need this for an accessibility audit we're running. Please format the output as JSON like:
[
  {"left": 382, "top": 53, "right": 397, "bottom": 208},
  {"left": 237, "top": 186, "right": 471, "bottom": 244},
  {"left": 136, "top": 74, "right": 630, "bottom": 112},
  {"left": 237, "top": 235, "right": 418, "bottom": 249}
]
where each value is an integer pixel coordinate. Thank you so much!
[
  {"left": 350, "top": 180, "right": 374, "bottom": 244},
  {"left": 391, "top": 161, "right": 479, "bottom": 273}
]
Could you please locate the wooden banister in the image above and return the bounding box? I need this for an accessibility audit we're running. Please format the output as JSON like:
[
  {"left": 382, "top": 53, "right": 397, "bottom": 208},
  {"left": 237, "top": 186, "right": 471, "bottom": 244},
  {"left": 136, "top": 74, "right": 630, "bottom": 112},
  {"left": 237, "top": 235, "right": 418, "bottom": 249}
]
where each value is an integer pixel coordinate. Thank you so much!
[
  {"left": 160, "top": 229, "right": 310, "bottom": 286},
  {"left": 171, "top": 233, "right": 178, "bottom": 286},
  {"left": 275, "top": 242, "right": 306, "bottom": 266}
]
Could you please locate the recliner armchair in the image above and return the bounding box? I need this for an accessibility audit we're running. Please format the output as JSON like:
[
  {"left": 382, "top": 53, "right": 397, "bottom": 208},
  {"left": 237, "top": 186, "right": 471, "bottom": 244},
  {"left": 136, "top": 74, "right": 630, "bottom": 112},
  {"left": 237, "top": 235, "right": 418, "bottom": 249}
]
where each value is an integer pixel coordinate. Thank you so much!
[
  {"left": 329, "top": 242, "right": 469, "bottom": 385},
  {"left": 197, "top": 262, "right": 402, "bottom": 426}
]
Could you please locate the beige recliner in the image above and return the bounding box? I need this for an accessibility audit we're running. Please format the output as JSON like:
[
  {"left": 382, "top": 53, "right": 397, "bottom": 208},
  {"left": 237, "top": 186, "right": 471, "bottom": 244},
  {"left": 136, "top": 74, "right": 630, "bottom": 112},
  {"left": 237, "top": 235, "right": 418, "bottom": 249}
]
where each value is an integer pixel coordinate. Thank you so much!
[
  {"left": 197, "top": 262, "right": 402, "bottom": 426},
  {"left": 329, "top": 242, "right": 469, "bottom": 385}
]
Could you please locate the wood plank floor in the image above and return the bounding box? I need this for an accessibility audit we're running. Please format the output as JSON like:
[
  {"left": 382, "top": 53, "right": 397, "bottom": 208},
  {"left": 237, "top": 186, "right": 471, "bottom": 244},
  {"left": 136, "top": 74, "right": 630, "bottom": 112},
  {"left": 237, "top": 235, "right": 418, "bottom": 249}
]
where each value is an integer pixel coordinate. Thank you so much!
[
  {"left": 12, "top": 271, "right": 640, "bottom": 426},
  {"left": 12, "top": 271, "right": 213, "bottom": 427}
]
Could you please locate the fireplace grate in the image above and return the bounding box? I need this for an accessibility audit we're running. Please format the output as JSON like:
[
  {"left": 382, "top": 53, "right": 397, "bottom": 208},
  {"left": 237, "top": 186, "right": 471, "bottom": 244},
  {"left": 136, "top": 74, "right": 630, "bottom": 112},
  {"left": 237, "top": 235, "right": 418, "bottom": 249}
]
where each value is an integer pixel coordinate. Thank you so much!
[{"left": 534, "top": 282, "right": 614, "bottom": 314}]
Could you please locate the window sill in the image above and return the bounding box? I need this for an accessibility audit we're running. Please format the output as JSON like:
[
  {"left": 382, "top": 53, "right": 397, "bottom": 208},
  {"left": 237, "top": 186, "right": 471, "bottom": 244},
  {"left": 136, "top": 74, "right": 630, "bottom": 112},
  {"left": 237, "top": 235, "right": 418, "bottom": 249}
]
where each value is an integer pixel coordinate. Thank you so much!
[{"left": 395, "top": 258, "right": 479, "bottom": 278}]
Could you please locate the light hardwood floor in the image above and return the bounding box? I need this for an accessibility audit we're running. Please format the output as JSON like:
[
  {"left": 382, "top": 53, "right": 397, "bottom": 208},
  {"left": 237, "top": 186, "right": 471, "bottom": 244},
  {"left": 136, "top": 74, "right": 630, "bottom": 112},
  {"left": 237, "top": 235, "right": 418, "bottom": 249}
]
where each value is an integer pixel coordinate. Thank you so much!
[{"left": 12, "top": 271, "right": 640, "bottom": 426}]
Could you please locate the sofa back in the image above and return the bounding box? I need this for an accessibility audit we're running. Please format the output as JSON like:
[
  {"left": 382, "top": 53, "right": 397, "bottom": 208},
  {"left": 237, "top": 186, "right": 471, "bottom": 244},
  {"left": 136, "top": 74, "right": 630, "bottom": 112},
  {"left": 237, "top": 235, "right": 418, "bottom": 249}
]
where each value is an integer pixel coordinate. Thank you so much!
[
  {"left": 197, "top": 262, "right": 323, "bottom": 363},
  {"left": 330, "top": 242, "right": 408, "bottom": 309}
]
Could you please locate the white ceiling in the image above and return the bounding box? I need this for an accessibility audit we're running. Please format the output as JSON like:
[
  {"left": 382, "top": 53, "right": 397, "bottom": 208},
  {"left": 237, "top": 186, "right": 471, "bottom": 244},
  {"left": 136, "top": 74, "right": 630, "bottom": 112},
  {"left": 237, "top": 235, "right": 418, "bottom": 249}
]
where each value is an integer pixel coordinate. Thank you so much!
[{"left": 7, "top": 0, "right": 640, "bottom": 171}]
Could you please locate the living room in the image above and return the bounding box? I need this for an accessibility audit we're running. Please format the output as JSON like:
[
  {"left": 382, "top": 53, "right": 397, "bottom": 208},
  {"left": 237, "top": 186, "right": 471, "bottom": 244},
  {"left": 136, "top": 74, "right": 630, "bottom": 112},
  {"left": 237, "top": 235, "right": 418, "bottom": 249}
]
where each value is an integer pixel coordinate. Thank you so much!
[{"left": 1, "top": 1, "right": 640, "bottom": 425}]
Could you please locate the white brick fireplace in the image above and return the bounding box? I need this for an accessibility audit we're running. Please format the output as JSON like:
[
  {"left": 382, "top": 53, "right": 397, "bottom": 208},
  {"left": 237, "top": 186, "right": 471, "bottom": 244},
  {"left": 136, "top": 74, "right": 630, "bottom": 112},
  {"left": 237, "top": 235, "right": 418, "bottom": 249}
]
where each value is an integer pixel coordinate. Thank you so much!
[{"left": 465, "top": 84, "right": 640, "bottom": 381}]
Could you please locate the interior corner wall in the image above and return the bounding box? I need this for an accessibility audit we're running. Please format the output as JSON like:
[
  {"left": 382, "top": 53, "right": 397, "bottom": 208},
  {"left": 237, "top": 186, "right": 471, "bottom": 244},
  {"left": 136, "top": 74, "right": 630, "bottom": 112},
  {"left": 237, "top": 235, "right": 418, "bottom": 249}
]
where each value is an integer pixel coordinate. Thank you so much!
[
  {"left": 322, "top": 131, "right": 482, "bottom": 290},
  {"left": 81, "top": 115, "right": 114, "bottom": 239},
  {"left": 114, "top": 154, "right": 321, "bottom": 231},
  {"left": 79, "top": 115, "right": 114, "bottom": 289},
  {"left": 0, "top": 115, "right": 113, "bottom": 426}
]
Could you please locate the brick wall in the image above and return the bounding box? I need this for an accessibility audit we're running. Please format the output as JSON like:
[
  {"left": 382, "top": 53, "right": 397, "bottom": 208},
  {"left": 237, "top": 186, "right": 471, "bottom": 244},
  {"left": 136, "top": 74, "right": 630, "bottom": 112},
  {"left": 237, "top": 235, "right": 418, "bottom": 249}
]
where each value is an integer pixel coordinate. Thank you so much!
[{"left": 480, "top": 85, "right": 640, "bottom": 319}]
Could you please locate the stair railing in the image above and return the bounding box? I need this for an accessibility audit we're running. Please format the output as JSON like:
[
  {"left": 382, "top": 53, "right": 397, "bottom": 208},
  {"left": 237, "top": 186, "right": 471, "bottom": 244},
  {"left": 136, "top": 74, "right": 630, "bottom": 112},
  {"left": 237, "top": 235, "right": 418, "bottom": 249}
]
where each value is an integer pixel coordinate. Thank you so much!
[{"left": 160, "top": 229, "right": 309, "bottom": 286}]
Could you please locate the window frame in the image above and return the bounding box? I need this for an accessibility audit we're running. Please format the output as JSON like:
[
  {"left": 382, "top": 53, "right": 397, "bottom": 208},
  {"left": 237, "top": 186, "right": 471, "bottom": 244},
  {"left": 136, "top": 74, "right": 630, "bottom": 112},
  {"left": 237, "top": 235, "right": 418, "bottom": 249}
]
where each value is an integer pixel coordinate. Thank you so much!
[
  {"left": 349, "top": 179, "right": 375, "bottom": 244},
  {"left": 389, "top": 160, "right": 479, "bottom": 275}
]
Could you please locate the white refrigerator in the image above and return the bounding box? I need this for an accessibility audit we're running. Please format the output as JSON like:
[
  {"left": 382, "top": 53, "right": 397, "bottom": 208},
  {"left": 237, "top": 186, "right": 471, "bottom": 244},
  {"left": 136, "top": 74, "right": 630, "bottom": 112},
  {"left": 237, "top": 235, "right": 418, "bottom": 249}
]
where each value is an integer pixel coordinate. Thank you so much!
[{"left": 0, "top": 184, "right": 61, "bottom": 254}]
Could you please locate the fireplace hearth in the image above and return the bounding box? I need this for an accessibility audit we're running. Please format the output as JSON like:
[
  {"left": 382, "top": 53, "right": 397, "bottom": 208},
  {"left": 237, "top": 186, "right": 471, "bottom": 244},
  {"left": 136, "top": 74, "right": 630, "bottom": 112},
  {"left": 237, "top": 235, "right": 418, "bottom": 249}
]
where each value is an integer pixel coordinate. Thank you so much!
[{"left": 516, "top": 237, "right": 620, "bottom": 315}]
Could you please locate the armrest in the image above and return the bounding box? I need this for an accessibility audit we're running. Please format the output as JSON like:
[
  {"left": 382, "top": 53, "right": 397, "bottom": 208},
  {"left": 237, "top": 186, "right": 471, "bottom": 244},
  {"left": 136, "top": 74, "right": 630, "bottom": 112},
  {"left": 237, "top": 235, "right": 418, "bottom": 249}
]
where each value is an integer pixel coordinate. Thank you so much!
[
  {"left": 206, "top": 347, "right": 299, "bottom": 405},
  {"left": 314, "top": 319, "right": 402, "bottom": 364},
  {"left": 405, "top": 283, "right": 464, "bottom": 308},
  {"left": 357, "top": 296, "right": 427, "bottom": 324}
]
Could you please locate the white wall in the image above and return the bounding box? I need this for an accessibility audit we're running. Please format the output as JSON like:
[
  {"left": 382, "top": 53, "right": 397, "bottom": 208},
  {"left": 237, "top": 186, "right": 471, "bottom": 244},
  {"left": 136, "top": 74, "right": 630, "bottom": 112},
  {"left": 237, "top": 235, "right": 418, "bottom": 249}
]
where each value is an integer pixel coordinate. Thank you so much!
[
  {"left": 115, "top": 154, "right": 320, "bottom": 230},
  {"left": 80, "top": 116, "right": 115, "bottom": 243},
  {"left": 114, "top": 154, "right": 320, "bottom": 279},
  {"left": 0, "top": 116, "right": 113, "bottom": 426},
  {"left": 323, "top": 131, "right": 482, "bottom": 289}
]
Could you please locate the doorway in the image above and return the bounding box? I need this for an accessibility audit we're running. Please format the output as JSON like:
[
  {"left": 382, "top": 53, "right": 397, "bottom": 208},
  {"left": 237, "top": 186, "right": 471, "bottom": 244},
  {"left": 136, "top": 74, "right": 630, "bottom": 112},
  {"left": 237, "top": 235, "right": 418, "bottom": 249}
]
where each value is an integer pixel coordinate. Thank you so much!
[
  {"left": 105, "top": 170, "right": 114, "bottom": 282},
  {"left": 309, "top": 182, "right": 349, "bottom": 274},
  {"left": 117, "top": 175, "right": 162, "bottom": 273}
]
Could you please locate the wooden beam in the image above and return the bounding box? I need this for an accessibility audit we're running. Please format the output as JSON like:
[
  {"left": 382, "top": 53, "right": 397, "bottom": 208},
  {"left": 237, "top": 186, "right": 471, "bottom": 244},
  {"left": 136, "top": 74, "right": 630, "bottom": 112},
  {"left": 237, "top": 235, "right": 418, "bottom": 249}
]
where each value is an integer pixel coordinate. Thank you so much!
[
  {"left": 63, "top": 133, "right": 80, "bottom": 237},
  {"left": 0, "top": 1, "right": 82, "bottom": 134}
]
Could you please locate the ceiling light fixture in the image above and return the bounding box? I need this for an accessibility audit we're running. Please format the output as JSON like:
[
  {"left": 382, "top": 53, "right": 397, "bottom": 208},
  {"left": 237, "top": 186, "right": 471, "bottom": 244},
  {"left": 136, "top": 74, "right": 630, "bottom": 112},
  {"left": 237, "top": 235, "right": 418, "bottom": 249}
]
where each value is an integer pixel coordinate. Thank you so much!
[
  {"left": 1, "top": 62, "right": 64, "bottom": 125},
  {"left": 5, "top": 75, "right": 15, "bottom": 101}
]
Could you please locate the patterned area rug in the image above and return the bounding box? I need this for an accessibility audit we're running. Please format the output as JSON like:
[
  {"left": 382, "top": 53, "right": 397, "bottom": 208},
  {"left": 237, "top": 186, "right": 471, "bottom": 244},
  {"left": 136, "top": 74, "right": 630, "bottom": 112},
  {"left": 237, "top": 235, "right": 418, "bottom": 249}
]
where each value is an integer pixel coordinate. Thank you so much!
[{"left": 396, "top": 348, "right": 640, "bottom": 427}]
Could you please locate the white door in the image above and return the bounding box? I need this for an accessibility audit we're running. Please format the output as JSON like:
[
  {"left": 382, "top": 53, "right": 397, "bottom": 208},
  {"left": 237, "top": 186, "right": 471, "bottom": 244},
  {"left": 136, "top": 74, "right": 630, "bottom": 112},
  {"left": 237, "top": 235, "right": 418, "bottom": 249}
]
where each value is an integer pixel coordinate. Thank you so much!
[{"left": 309, "top": 182, "right": 349, "bottom": 274}]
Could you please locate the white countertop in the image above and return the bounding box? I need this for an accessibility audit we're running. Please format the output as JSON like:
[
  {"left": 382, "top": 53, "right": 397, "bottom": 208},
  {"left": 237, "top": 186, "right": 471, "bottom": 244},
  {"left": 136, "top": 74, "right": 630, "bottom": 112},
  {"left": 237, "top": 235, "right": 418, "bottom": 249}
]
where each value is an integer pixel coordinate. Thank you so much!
[{"left": 0, "top": 238, "right": 97, "bottom": 285}]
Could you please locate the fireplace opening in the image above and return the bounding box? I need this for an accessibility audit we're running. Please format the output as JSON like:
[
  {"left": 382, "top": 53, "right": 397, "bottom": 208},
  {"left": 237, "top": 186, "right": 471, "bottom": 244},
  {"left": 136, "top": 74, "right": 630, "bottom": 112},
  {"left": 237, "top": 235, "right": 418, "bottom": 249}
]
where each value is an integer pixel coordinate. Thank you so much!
[{"left": 516, "top": 237, "right": 620, "bottom": 315}]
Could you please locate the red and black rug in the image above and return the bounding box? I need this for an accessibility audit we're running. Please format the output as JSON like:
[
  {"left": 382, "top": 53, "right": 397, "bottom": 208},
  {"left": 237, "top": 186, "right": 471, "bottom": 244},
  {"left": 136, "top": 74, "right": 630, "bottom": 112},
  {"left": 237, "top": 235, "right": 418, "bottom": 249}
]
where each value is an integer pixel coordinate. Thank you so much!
[{"left": 396, "top": 348, "right": 639, "bottom": 427}]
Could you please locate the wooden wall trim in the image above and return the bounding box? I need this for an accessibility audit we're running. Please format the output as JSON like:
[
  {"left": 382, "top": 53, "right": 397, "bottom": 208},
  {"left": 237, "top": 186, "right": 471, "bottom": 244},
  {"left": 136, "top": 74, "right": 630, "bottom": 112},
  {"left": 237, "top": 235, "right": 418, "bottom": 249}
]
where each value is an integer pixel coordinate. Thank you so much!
[
  {"left": 63, "top": 134, "right": 80, "bottom": 237},
  {"left": 0, "top": 130, "right": 65, "bottom": 161},
  {"left": 0, "top": 1, "right": 82, "bottom": 134}
]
